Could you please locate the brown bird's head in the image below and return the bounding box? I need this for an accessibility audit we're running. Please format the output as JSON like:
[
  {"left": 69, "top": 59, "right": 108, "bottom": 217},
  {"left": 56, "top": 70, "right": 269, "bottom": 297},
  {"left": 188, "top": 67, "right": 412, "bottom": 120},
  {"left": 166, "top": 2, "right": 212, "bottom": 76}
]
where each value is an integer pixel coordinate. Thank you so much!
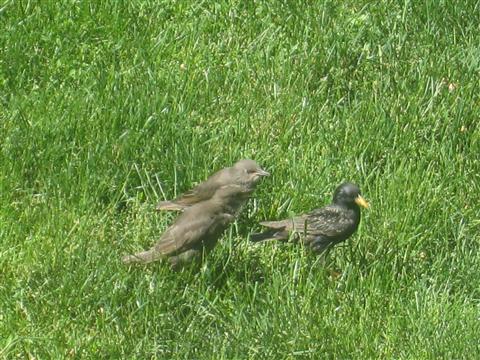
[
  {"left": 233, "top": 159, "right": 270, "bottom": 186},
  {"left": 333, "top": 182, "right": 369, "bottom": 209}
]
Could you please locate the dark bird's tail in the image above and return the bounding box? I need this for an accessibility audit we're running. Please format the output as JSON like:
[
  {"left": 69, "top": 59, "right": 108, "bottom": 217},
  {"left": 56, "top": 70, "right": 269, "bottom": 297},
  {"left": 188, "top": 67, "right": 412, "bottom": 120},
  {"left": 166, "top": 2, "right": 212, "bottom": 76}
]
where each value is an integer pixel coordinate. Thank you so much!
[
  {"left": 250, "top": 229, "right": 289, "bottom": 242},
  {"left": 155, "top": 201, "right": 186, "bottom": 211},
  {"left": 250, "top": 219, "right": 291, "bottom": 242}
]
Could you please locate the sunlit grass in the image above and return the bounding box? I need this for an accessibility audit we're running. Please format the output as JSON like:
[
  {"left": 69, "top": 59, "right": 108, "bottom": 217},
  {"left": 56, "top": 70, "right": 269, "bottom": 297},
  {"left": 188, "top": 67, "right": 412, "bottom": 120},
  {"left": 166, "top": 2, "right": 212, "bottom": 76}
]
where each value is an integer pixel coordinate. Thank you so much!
[{"left": 1, "top": 1, "right": 479, "bottom": 358}]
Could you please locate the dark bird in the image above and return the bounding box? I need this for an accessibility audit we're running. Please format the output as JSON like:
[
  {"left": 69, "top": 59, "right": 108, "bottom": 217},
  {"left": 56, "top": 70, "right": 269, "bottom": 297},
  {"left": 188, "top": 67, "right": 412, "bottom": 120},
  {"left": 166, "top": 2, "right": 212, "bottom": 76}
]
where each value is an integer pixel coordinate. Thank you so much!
[
  {"left": 123, "top": 185, "right": 252, "bottom": 269},
  {"left": 250, "top": 182, "right": 369, "bottom": 255},
  {"left": 156, "top": 159, "right": 269, "bottom": 211}
]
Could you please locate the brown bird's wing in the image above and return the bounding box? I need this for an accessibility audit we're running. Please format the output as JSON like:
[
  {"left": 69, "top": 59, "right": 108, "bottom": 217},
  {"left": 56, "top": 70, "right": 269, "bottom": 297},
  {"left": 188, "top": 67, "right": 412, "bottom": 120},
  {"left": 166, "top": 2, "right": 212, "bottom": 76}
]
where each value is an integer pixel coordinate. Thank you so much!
[
  {"left": 156, "top": 167, "right": 235, "bottom": 210},
  {"left": 121, "top": 211, "right": 231, "bottom": 266},
  {"left": 154, "top": 208, "right": 234, "bottom": 256}
]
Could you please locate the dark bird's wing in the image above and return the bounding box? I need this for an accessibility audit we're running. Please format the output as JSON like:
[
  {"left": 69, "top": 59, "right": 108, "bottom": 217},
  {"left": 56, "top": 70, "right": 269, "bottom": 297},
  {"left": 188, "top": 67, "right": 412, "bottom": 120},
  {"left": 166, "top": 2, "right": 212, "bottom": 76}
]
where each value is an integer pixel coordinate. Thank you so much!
[
  {"left": 156, "top": 168, "right": 234, "bottom": 211},
  {"left": 296, "top": 206, "right": 355, "bottom": 239},
  {"left": 296, "top": 205, "right": 357, "bottom": 253},
  {"left": 251, "top": 205, "right": 356, "bottom": 253}
]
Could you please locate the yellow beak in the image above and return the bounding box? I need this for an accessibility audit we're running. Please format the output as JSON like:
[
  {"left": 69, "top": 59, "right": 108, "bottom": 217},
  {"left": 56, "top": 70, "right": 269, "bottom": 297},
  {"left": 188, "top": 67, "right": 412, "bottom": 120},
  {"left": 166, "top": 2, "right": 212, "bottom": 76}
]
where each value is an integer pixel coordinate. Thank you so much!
[{"left": 354, "top": 195, "right": 369, "bottom": 209}]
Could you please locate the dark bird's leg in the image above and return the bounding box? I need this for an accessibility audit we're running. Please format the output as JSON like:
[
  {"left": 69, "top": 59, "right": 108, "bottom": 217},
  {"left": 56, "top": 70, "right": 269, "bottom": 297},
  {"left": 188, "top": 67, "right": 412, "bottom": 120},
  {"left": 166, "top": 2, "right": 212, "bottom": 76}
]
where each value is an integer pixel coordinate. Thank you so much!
[
  {"left": 309, "top": 236, "right": 333, "bottom": 256},
  {"left": 309, "top": 236, "right": 335, "bottom": 268},
  {"left": 309, "top": 238, "right": 344, "bottom": 278}
]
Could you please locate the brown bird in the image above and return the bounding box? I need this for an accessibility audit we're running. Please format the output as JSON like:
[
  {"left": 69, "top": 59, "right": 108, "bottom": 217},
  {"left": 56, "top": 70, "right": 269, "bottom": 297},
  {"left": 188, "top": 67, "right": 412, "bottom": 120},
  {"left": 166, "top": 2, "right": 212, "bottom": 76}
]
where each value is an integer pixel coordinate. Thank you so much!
[
  {"left": 123, "top": 185, "right": 253, "bottom": 269},
  {"left": 156, "top": 159, "right": 269, "bottom": 211},
  {"left": 250, "top": 182, "right": 369, "bottom": 255}
]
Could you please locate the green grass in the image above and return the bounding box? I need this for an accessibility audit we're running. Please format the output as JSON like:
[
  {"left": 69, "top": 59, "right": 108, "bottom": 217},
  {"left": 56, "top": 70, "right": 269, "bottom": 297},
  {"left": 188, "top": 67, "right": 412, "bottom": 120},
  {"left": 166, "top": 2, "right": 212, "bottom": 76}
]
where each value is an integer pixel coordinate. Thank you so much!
[{"left": 1, "top": 0, "right": 480, "bottom": 358}]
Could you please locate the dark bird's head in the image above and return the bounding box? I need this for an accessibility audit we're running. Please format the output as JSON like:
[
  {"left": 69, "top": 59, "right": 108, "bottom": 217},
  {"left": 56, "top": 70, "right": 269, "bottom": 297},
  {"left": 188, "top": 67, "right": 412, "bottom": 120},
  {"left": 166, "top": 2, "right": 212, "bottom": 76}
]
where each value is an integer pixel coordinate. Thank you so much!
[
  {"left": 332, "top": 182, "right": 369, "bottom": 209},
  {"left": 233, "top": 159, "right": 270, "bottom": 186}
]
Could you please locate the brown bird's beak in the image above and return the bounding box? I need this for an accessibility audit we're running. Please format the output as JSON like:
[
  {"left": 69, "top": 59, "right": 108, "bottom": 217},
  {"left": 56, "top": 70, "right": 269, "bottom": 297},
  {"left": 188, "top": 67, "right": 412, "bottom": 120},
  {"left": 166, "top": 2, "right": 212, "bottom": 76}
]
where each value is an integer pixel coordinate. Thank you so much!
[
  {"left": 354, "top": 195, "right": 369, "bottom": 209},
  {"left": 256, "top": 169, "right": 270, "bottom": 176}
]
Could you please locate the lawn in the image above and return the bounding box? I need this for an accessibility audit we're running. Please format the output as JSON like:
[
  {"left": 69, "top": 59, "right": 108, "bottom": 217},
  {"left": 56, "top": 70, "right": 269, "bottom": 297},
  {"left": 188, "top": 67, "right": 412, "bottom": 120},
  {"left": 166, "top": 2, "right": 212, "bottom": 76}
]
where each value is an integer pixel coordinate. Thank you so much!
[{"left": 1, "top": 1, "right": 480, "bottom": 358}]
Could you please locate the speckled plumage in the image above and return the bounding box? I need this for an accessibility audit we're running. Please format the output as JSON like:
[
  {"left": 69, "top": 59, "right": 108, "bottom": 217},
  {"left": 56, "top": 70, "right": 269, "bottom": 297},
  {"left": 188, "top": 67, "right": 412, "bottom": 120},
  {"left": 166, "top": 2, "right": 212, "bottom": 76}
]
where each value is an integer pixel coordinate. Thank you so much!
[{"left": 250, "top": 182, "right": 369, "bottom": 255}]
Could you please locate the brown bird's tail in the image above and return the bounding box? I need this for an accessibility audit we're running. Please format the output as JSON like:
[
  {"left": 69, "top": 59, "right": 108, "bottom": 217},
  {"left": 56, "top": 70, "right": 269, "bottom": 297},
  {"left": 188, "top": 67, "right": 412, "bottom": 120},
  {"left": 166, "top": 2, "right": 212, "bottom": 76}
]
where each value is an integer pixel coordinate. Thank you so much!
[
  {"left": 155, "top": 201, "right": 186, "bottom": 211},
  {"left": 122, "top": 249, "right": 164, "bottom": 265},
  {"left": 250, "top": 229, "right": 289, "bottom": 242}
]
